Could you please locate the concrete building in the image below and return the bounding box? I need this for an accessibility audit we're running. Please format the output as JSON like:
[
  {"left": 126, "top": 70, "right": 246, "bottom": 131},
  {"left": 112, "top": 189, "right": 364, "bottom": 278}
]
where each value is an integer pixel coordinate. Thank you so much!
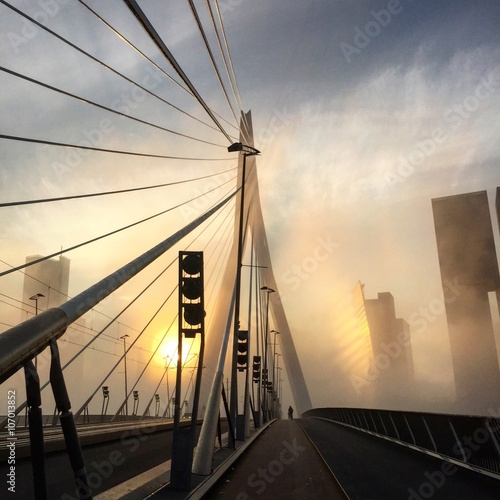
[
  {"left": 432, "top": 190, "right": 500, "bottom": 414},
  {"left": 21, "top": 254, "right": 70, "bottom": 318},
  {"left": 353, "top": 282, "right": 415, "bottom": 408}
]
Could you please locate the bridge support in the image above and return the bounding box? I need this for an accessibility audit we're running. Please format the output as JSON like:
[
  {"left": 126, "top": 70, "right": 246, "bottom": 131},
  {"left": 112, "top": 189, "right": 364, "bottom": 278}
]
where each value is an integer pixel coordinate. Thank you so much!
[{"left": 192, "top": 289, "right": 236, "bottom": 475}]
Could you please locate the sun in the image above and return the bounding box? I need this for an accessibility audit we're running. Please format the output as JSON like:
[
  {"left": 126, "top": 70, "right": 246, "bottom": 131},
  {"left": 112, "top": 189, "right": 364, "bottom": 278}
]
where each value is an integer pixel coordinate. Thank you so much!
[{"left": 157, "top": 337, "right": 200, "bottom": 368}]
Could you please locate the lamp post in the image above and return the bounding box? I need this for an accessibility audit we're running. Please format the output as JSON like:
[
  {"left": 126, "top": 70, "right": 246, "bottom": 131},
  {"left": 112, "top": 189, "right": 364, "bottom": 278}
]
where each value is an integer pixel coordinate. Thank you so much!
[
  {"left": 29, "top": 293, "right": 45, "bottom": 369},
  {"left": 274, "top": 352, "right": 281, "bottom": 418},
  {"left": 228, "top": 141, "right": 260, "bottom": 446},
  {"left": 119, "top": 334, "right": 130, "bottom": 418},
  {"left": 270, "top": 330, "right": 280, "bottom": 387},
  {"left": 271, "top": 330, "right": 280, "bottom": 417},
  {"left": 29, "top": 293, "right": 45, "bottom": 316},
  {"left": 164, "top": 355, "right": 175, "bottom": 418},
  {"left": 260, "top": 286, "right": 275, "bottom": 422},
  {"left": 277, "top": 368, "right": 283, "bottom": 419}
]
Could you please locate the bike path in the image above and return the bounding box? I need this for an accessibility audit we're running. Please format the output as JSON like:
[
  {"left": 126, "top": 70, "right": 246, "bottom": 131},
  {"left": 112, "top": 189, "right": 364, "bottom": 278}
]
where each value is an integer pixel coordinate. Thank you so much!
[{"left": 203, "top": 419, "right": 348, "bottom": 499}]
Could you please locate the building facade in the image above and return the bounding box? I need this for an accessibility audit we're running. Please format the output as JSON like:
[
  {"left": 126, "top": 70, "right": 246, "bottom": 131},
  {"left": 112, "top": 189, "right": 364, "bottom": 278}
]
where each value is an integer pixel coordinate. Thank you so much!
[
  {"left": 432, "top": 190, "right": 500, "bottom": 414},
  {"left": 21, "top": 254, "right": 70, "bottom": 318},
  {"left": 353, "top": 282, "right": 415, "bottom": 408}
]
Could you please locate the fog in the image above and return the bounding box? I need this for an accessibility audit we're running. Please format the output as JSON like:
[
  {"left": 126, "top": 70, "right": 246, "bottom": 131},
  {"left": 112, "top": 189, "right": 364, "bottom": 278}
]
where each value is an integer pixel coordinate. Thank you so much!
[{"left": 1, "top": 1, "right": 500, "bottom": 419}]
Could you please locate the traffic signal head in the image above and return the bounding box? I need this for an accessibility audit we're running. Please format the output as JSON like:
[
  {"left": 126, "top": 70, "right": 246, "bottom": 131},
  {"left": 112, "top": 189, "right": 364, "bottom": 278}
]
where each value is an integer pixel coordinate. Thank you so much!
[
  {"left": 237, "top": 330, "right": 248, "bottom": 371},
  {"left": 181, "top": 253, "right": 202, "bottom": 275},
  {"left": 183, "top": 303, "right": 205, "bottom": 326},
  {"left": 252, "top": 356, "right": 261, "bottom": 383},
  {"left": 179, "top": 251, "right": 205, "bottom": 337}
]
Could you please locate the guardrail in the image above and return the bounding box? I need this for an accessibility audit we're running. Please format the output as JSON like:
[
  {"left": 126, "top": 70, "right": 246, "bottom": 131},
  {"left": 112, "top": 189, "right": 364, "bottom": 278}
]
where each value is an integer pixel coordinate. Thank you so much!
[{"left": 303, "top": 407, "right": 500, "bottom": 476}]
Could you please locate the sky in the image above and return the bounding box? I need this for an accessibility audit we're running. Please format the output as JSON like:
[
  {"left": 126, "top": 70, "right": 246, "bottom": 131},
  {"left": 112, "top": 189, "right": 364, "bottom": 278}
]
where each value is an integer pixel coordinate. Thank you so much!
[{"left": 0, "top": 0, "right": 500, "bottom": 417}]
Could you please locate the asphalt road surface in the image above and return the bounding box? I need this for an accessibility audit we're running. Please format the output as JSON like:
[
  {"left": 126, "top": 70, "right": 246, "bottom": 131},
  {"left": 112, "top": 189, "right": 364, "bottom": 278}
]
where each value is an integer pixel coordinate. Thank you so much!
[
  {"left": 299, "top": 418, "right": 500, "bottom": 500},
  {"left": 1, "top": 422, "right": 203, "bottom": 499},
  {"left": 204, "top": 419, "right": 348, "bottom": 499}
]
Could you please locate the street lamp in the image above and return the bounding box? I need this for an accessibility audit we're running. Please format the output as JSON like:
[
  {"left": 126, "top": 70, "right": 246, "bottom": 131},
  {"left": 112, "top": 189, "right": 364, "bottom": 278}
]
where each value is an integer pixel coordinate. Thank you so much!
[
  {"left": 29, "top": 293, "right": 45, "bottom": 316},
  {"left": 260, "top": 286, "right": 275, "bottom": 422},
  {"left": 119, "top": 334, "right": 130, "bottom": 417},
  {"left": 270, "top": 330, "right": 280, "bottom": 413},
  {"left": 29, "top": 293, "right": 45, "bottom": 369},
  {"left": 274, "top": 353, "right": 281, "bottom": 418},
  {"left": 228, "top": 141, "right": 260, "bottom": 446},
  {"left": 277, "top": 367, "right": 283, "bottom": 419},
  {"left": 270, "top": 330, "right": 280, "bottom": 371}
]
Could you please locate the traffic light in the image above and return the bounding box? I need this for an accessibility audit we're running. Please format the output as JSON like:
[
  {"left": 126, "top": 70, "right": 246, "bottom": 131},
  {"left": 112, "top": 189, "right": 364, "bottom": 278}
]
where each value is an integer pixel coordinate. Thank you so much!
[
  {"left": 252, "top": 356, "right": 261, "bottom": 383},
  {"left": 179, "top": 252, "right": 205, "bottom": 338},
  {"left": 237, "top": 330, "right": 248, "bottom": 371}
]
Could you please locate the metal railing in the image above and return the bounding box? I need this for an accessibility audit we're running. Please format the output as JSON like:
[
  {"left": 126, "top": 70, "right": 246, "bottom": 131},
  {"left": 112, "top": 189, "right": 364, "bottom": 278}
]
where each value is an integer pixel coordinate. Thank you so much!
[{"left": 304, "top": 407, "right": 500, "bottom": 476}]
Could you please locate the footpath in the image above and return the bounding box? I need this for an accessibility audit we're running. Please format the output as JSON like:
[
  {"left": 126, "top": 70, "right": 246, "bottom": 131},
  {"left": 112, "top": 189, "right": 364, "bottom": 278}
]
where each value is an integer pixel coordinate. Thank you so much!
[{"left": 201, "top": 419, "right": 348, "bottom": 499}]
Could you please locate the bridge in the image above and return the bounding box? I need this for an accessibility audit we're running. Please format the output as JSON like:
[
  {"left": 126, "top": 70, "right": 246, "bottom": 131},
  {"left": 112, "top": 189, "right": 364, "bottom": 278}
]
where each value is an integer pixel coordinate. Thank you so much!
[{"left": 1, "top": 1, "right": 500, "bottom": 499}]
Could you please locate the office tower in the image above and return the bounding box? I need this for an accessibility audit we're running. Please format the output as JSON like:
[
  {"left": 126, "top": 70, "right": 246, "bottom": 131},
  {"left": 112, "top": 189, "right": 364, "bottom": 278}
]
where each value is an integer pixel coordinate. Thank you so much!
[
  {"left": 353, "top": 282, "right": 414, "bottom": 406},
  {"left": 432, "top": 190, "right": 500, "bottom": 413},
  {"left": 21, "top": 254, "right": 70, "bottom": 318},
  {"left": 496, "top": 187, "right": 500, "bottom": 233}
]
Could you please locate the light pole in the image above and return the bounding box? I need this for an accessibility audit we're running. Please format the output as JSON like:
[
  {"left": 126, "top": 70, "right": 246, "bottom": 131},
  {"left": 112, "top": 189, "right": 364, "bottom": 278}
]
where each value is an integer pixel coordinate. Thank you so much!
[
  {"left": 271, "top": 330, "right": 280, "bottom": 417},
  {"left": 29, "top": 293, "right": 45, "bottom": 369},
  {"left": 228, "top": 141, "right": 260, "bottom": 446},
  {"left": 164, "top": 355, "right": 175, "bottom": 418},
  {"left": 277, "top": 367, "right": 283, "bottom": 419},
  {"left": 260, "top": 286, "right": 275, "bottom": 422},
  {"left": 274, "top": 352, "right": 281, "bottom": 418},
  {"left": 119, "top": 334, "right": 129, "bottom": 417},
  {"left": 270, "top": 330, "right": 280, "bottom": 388}
]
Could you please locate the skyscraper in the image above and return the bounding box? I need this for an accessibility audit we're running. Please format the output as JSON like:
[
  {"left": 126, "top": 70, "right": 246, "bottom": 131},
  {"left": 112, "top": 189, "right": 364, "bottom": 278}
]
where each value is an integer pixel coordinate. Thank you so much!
[
  {"left": 21, "top": 254, "right": 70, "bottom": 319},
  {"left": 432, "top": 190, "right": 500, "bottom": 414},
  {"left": 353, "top": 282, "right": 415, "bottom": 407}
]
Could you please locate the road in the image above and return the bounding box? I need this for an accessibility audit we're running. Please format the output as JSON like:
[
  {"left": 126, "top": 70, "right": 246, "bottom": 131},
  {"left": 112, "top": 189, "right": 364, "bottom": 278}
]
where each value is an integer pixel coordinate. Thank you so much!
[
  {"left": 0, "top": 420, "right": 205, "bottom": 499},
  {"left": 204, "top": 419, "right": 348, "bottom": 499},
  {"left": 299, "top": 418, "right": 500, "bottom": 500}
]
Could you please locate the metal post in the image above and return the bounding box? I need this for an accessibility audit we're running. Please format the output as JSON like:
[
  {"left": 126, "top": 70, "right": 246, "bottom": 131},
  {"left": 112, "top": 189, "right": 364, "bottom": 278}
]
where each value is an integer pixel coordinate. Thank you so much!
[
  {"left": 229, "top": 152, "right": 247, "bottom": 449},
  {"left": 261, "top": 286, "right": 274, "bottom": 422},
  {"left": 271, "top": 330, "right": 279, "bottom": 417},
  {"left": 274, "top": 352, "right": 281, "bottom": 418},
  {"left": 119, "top": 335, "right": 129, "bottom": 418},
  {"left": 29, "top": 293, "right": 45, "bottom": 370},
  {"left": 228, "top": 142, "right": 260, "bottom": 448},
  {"left": 170, "top": 251, "right": 205, "bottom": 491}
]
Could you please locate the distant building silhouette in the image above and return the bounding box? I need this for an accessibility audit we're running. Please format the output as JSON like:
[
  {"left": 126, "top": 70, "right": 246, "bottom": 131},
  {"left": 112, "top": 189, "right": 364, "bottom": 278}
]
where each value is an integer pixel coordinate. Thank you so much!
[
  {"left": 353, "top": 282, "right": 415, "bottom": 407},
  {"left": 21, "top": 254, "right": 70, "bottom": 319},
  {"left": 497, "top": 187, "right": 500, "bottom": 315},
  {"left": 432, "top": 190, "right": 500, "bottom": 414}
]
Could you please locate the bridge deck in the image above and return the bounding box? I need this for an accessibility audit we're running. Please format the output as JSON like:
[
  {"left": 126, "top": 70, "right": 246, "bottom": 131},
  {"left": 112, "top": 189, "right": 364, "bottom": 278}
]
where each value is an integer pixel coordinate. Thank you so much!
[{"left": 201, "top": 419, "right": 347, "bottom": 499}]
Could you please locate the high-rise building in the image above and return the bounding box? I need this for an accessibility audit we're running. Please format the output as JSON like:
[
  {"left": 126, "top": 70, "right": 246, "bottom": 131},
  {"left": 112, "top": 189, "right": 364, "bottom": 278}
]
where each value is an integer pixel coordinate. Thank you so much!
[
  {"left": 496, "top": 187, "right": 500, "bottom": 233},
  {"left": 353, "top": 282, "right": 415, "bottom": 407},
  {"left": 432, "top": 190, "right": 500, "bottom": 413},
  {"left": 21, "top": 254, "right": 70, "bottom": 319}
]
